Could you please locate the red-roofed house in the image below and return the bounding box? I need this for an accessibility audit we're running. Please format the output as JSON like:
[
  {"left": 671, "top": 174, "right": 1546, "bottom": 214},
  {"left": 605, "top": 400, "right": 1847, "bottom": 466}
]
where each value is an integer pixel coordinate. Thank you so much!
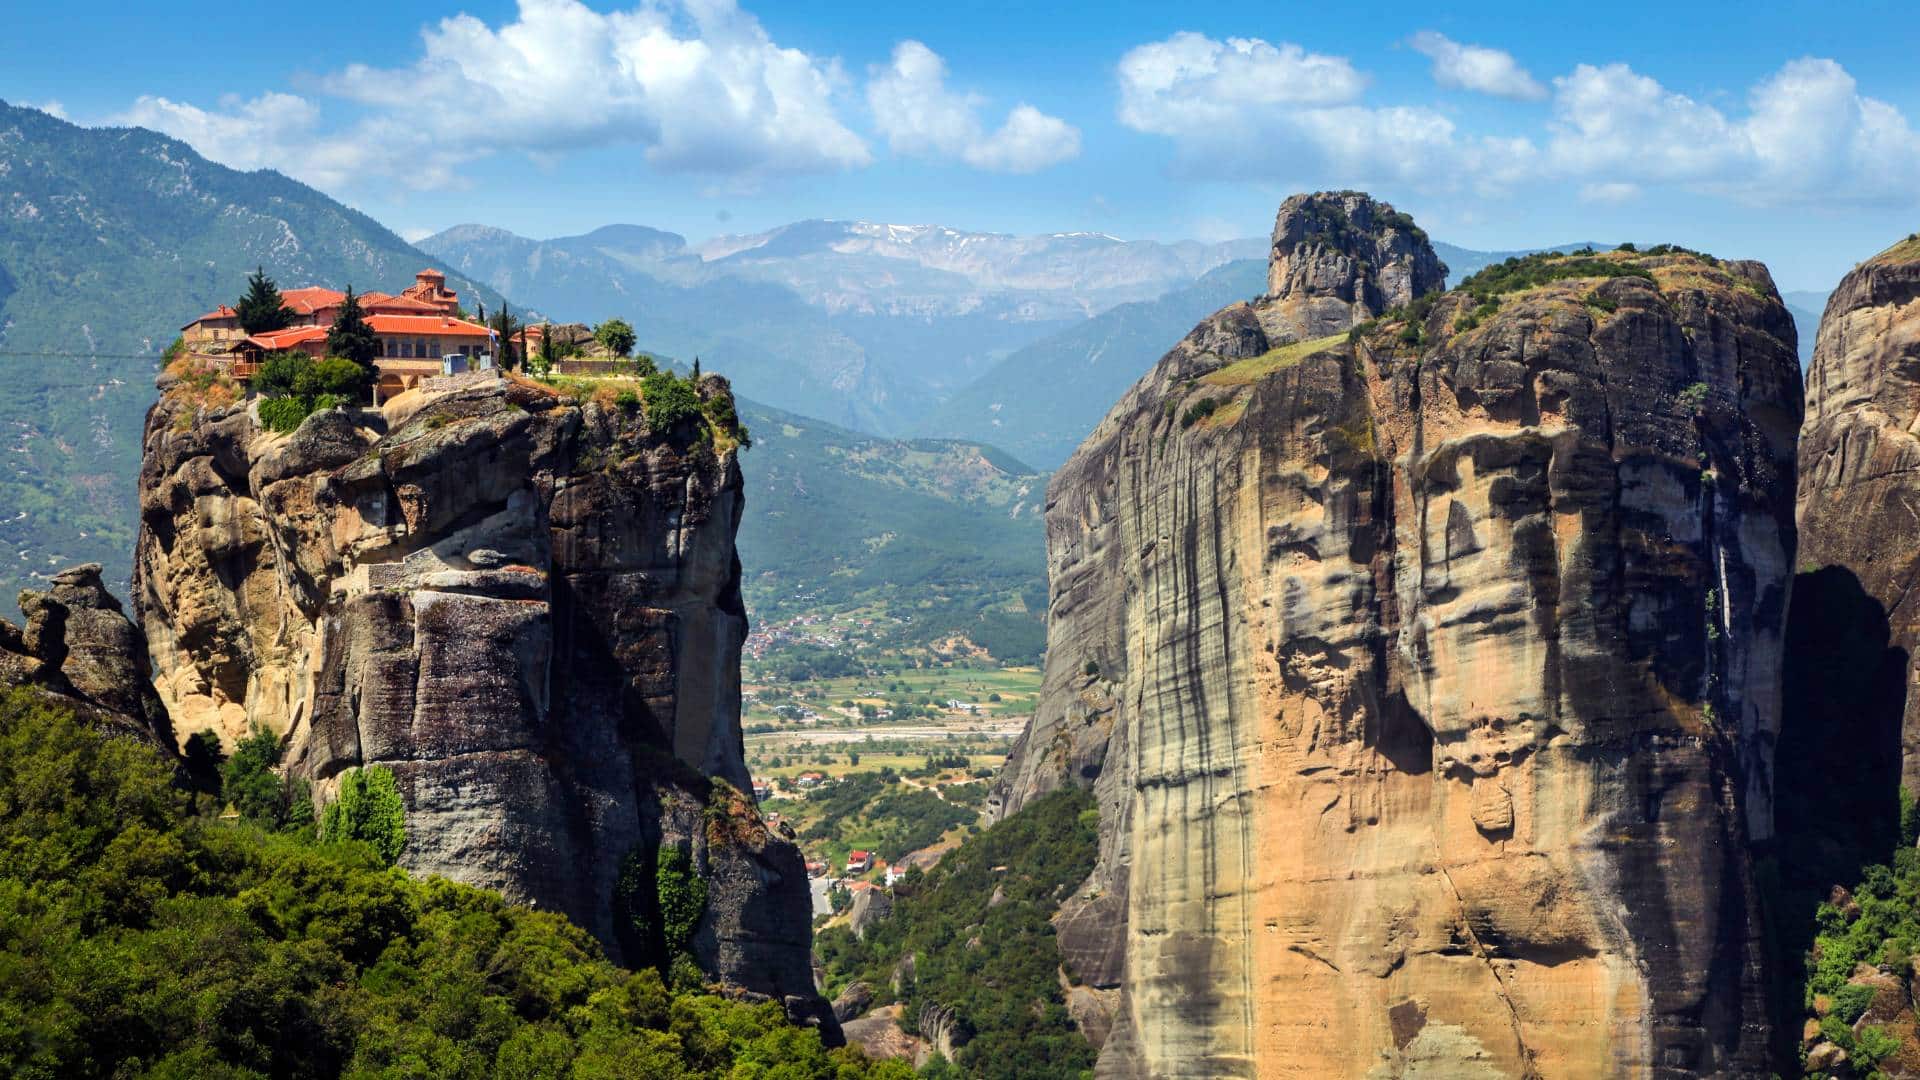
[
  {"left": 844, "top": 850, "right": 872, "bottom": 874},
  {"left": 181, "top": 305, "right": 241, "bottom": 347},
  {"left": 181, "top": 270, "right": 495, "bottom": 403}
]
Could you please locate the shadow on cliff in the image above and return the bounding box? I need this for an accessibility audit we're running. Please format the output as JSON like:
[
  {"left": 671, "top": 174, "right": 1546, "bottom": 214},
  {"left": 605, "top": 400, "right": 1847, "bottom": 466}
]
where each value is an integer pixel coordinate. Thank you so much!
[{"left": 1766, "top": 565, "right": 1908, "bottom": 1064}]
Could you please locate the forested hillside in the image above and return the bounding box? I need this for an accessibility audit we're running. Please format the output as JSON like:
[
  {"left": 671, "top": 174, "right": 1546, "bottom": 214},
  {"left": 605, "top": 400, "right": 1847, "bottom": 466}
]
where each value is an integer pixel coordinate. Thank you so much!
[{"left": 0, "top": 690, "right": 913, "bottom": 1079}]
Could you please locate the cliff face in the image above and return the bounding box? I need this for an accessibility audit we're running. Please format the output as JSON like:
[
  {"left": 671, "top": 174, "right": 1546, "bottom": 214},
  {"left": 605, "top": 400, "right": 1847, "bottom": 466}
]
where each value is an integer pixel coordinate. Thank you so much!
[
  {"left": 1796, "top": 238, "right": 1920, "bottom": 788},
  {"left": 991, "top": 193, "right": 1801, "bottom": 1077},
  {"left": 0, "top": 562, "right": 173, "bottom": 747},
  {"left": 134, "top": 373, "right": 826, "bottom": 1024}
]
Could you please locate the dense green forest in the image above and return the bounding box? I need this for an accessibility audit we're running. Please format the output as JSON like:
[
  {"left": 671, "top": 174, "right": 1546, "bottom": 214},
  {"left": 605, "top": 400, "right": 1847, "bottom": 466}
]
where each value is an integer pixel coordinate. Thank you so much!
[
  {"left": 815, "top": 789, "right": 1100, "bottom": 1080},
  {"left": 0, "top": 690, "right": 912, "bottom": 1080}
]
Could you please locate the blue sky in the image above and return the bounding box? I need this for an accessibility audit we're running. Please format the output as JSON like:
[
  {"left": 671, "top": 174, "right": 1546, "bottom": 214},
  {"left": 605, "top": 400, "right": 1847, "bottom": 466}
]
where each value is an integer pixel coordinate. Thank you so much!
[{"left": 9, "top": 0, "right": 1920, "bottom": 291}]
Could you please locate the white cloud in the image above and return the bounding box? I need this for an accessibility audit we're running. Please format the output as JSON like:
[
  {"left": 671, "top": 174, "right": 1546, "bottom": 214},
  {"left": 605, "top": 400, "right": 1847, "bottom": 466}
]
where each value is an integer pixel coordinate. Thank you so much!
[
  {"left": 118, "top": 93, "right": 376, "bottom": 189},
  {"left": 868, "top": 41, "right": 1079, "bottom": 173},
  {"left": 1580, "top": 181, "right": 1641, "bottom": 204},
  {"left": 1408, "top": 31, "right": 1546, "bottom": 101},
  {"left": 1117, "top": 32, "right": 1367, "bottom": 134},
  {"left": 1115, "top": 32, "right": 1530, "bottom": 191},
  {"left": 118, "top": 0, "right": 871, "bottom": 191},
  {"left": 324, "top": 0, "right": 870, "bottom": 176},
  {"left": 24, "top": 100, "right": 69, "bottom": 120},
  {"left": 1116, "top": 31, "right": 1920, "bottom": 208},
  {"left": 1547, "top": 58, "right": 1920, "bottom": 204}
]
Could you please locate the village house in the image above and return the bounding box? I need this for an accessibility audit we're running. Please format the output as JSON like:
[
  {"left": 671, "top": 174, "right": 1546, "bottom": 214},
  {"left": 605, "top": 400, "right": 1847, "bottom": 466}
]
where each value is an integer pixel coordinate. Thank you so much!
[
  {"left": 796, "top": 770, "right": 828, "bottom": 788},
  {"left": 180, "top": 270, "right": 494, "bottom": 402},
  {"left": 844, "top": 850, "right": 872, "bottom": 875}
]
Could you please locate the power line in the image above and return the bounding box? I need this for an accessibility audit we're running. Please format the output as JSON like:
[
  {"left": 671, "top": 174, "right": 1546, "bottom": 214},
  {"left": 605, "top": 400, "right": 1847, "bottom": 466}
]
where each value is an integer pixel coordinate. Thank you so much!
[{"left": 0, "top": 351, "right": 161, "bottom": 361}]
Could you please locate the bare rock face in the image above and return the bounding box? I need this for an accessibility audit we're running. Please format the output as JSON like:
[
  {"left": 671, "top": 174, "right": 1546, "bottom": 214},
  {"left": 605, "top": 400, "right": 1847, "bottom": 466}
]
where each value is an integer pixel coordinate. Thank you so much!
[
  {"left": 993, "top": 194, "right": 1800, "bottom": 1077},
  {"left": 1264, "top": 191, "right": 1448, "bottom": 337},
  {"left": 134, "top": 374, "right": 828, "bottom": 1027},
  {"left": 1796, "top": 238, "right": 1920, "bottom": 789},
  {"left": 0, "top": 564, "right": 174, "bottom": 747}
]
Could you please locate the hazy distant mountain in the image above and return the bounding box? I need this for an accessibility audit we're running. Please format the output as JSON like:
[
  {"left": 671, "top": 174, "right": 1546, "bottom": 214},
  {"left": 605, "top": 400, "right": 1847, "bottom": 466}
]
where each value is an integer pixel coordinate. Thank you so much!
[
  {"left": 697, "top": 219, "right": 1263, "bottom": 317},
  {"left": 914, "top": 259, "right": 1270, "bottom": 469},
  {"left": 421, "top": 221, "right": 1262, "bottom": 434},
  {"left": 916, "top": 242, "right": 1617, "bottom": 469},
  {"left": 735, "top": 397, "right": 1046, "bottom": 659},
  {"left": 1783, "top": 290, "right": 1830, "bottom": 367},
  {"left": 0, "top": 99, "right": 501, "bottom": 608}
]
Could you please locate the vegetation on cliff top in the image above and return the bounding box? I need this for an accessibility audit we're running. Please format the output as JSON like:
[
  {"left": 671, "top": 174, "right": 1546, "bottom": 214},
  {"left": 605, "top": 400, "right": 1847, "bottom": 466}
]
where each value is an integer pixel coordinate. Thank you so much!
[
  {"left": 815, "top": 788, "right": 1099, "bottom": 1080},
  {"left": 0, "top": 690, "right": 911, "bottom": 1080}
]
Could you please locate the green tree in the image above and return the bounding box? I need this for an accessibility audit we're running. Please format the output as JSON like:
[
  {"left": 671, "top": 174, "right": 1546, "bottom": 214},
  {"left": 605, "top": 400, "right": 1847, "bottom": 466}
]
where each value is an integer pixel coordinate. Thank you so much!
[
  {"left": 325, "top": 287, "right": 379, "bottom": 377},
  {"left": 489, "top": 302, "right": 522, "bottom": 371},
  {"left": 593, "top": 318, "right": 636, "bottom": 358},
  {"left": 319, "top": 765, "right": 407, "bottom": 866},
  {"left": 655, "top": 846, "right": 708, "bottom": 957},
  {"left": 640, "top": 371, "right": 701, "bottom": 431},
  {"left": 0, "top": 690, "right": 906, "bottom": 1079},
  {"left": 235, "top": 265, "right": 292, "bottom": 334},
  {"left": 531, "top": 322, "right": 562, "bottom": 377},
  {"left": 222, "top": 724, "right": 311, "bottom": 829}
]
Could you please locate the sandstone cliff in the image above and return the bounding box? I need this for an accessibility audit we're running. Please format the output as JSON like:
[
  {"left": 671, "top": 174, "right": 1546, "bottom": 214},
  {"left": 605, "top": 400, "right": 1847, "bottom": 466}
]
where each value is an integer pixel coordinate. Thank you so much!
[
  {"left": 0, "top": 562, "right": 174, "bottom": 747},
  {"left": 134, "top": 371, "right": 828, "bottom": 1026},
  {"left": 1796, "top": 235, "right": 1920, "bottom": 789},
  {"left": 991, "top": 193, "right": 1801, "bottom": 1077}
]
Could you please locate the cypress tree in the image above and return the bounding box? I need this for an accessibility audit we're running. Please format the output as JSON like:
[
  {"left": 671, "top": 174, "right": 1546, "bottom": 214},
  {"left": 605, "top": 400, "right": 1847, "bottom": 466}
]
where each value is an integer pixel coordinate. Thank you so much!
[
  {"left": 489, "top": 302, "right": 521, "bottom": 370},
  {"left": 234, "top": 266, "right": 292, "bottom": 334},
  {"left": 325, "top": 286, "right": 379, "bottom": 375}
]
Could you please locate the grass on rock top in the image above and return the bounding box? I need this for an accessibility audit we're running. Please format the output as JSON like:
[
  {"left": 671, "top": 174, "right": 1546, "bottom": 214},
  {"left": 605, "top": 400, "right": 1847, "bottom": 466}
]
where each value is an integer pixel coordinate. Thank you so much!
[{"left": 1200, "top": 333, "right": 1348, "bottom": 388}]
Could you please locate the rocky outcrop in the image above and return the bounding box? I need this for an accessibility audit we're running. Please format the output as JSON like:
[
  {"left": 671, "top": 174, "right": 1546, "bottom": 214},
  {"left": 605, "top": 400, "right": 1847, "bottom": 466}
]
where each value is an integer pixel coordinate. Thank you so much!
[
  {"left": 992, "top": 193, "right": 1801, "bottom": 1077},
  {"left": 1796, "top": 236, "right": 1920, "bottom": 789},
  {"left": 0, "top": 564, "right": 174, "bottom": 747},
  {"left": 1264, "top": 191, "right": 1448, "bottom": 337},
  {"left": 134, "top": 371, "right": 829, "bottom": 1029}
]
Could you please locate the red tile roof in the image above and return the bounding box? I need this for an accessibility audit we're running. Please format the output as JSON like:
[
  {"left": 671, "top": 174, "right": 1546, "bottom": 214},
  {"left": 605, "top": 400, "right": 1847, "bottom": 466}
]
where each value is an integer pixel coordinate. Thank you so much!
[
  {"left": 365, "top": 314, "right": 491, "bottom": 337},
  {"left": 279, "top": 287, "right": 347, "bottom": 315},
  {"left": 181, "top": 305, "right": 239, "bottom": 330},
  {"left": 361, "top": 292, "right": 443, "bottom": 314},
  {"left": 243, "top": 326, "right": 328, "bottom": 350}
]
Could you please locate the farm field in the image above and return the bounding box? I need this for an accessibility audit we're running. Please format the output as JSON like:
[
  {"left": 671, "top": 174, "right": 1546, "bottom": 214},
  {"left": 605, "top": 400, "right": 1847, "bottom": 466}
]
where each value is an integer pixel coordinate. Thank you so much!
[{"left": 740, "top": 655, "right": 1042, "bottom": 887}]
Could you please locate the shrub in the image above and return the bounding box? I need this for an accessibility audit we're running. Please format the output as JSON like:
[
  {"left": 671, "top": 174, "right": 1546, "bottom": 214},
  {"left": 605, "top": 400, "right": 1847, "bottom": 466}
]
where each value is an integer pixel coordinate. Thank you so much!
[
  {"left": 1180, "top": 397, "right": 1219, "bottom": 428},
  {"left": 614, "top": 388, "right": 640, "bottom": 414},
  {"left": 308, "top": 355, "right": 371, "bottom": 398},
  {"left": 1677, "top": 382, "right": 1711, "bottom": 414},
  {"left": 1083, "top": 659, "right": 1100, "bottom": 677},
  {"left": 1455, "top": 253, "right": 1654, "bottom": 303},
  {"left": 1830, "top": 982, "right": 1879, "bottom": 1024},
  {"left": 641, "top": 371, "right": 702, "bottom": 431},
  {"left": 222, "top": 724, "right": 312, "bottom": 830},
  {"left": 252, "top": 351, "right": 313, "bottom": 398},
  {"left": 258, "top": 395, "right": 311, "bottom": 433},
  {"left": 655, "top": 846, "right": 708, "bottom": 957},
  {"left": 318, "top": 765, "right": 407, "bottom": 866}
]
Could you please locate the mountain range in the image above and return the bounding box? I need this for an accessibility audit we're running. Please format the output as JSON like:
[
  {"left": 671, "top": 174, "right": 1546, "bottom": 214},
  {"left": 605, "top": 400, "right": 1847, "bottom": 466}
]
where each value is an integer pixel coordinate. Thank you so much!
[
  {"left": 420, "top": 220, "right": 1261, "bottom": 434},
  {"left": 0, "top": 97, "right": 1831, "bottom": 635}
]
